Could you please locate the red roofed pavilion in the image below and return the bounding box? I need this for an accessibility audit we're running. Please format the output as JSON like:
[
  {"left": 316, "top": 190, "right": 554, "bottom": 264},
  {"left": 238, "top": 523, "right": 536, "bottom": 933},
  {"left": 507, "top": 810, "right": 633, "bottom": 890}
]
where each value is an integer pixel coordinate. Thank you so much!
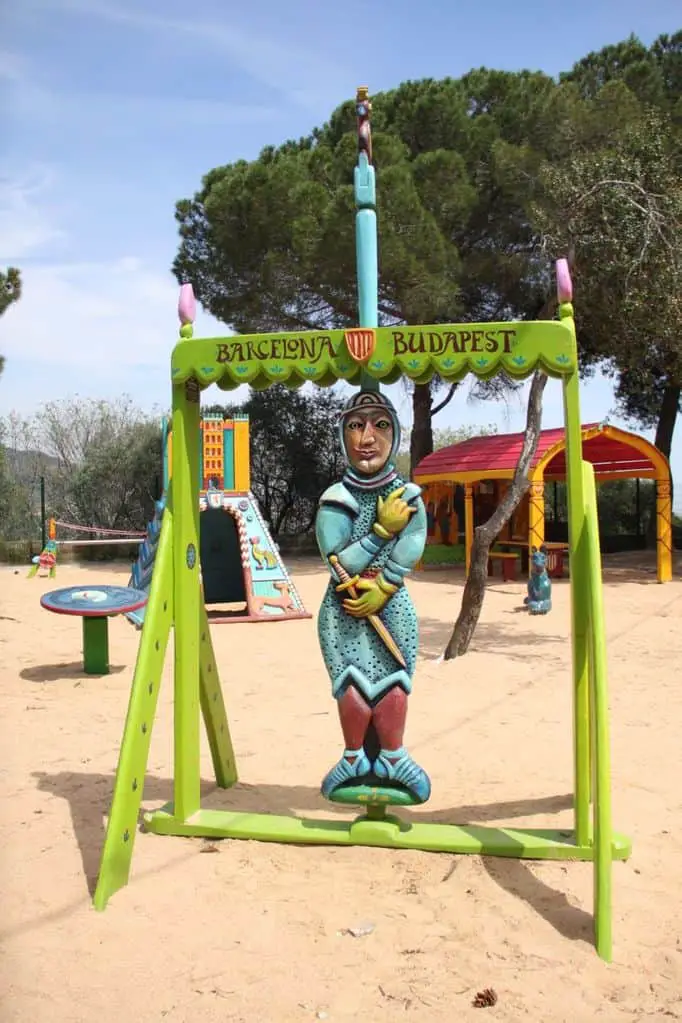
[{"left": 413, "top": 422, "right": 672, "bottom": 583}]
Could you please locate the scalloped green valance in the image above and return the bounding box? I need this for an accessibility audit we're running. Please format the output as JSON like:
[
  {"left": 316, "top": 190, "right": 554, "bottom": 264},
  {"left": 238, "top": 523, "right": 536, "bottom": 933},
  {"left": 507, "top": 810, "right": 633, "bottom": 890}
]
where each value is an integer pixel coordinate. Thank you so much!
[{"left": 171, "top": 320, "right": 576, "bottom": 392}]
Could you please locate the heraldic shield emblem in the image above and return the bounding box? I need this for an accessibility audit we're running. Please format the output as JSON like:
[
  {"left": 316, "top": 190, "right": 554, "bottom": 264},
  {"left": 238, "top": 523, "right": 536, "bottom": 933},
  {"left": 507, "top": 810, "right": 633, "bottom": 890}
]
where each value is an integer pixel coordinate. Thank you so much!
[{"left": 343, "top": 328, "right": 376, "bottom": 363}]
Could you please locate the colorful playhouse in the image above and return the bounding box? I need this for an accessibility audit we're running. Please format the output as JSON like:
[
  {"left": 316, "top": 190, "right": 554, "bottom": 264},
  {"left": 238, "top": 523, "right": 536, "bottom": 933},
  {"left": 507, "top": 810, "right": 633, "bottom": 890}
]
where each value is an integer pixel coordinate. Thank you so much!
[
  {"left": 128, "top": 414, "right": 311, "bottom": 625},
  {"left": 414, "top": 422, "right": 673, "bottom": 583}
]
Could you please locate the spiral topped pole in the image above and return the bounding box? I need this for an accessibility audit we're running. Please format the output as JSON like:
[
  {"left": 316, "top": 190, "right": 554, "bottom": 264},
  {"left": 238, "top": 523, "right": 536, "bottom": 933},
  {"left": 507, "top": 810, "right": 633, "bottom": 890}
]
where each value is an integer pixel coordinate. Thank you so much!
[{"left": 354, "top": 86, "right": 379, "bottom": 392}]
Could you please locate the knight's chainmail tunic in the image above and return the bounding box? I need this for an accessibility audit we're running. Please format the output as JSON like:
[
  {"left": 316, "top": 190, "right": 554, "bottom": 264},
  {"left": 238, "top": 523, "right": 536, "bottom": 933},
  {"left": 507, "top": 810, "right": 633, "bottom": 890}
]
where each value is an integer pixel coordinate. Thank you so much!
[{"left": 317, "top": 469, "right": 423, "bottom": 703}]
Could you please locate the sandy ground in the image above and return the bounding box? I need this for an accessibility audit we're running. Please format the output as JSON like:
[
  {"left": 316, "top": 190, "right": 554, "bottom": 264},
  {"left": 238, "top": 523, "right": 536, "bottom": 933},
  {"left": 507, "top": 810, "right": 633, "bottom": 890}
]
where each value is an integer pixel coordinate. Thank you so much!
[{"left": 1, "top": 552, "right": 681, "bottom": 1023}]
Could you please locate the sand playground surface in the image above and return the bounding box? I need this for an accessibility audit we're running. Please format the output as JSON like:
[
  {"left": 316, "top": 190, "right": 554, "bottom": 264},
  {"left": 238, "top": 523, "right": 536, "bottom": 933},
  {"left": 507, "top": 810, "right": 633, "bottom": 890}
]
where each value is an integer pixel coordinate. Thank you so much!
[{"left": 1, "top": 553, "right": 681, "bottom": 1023}]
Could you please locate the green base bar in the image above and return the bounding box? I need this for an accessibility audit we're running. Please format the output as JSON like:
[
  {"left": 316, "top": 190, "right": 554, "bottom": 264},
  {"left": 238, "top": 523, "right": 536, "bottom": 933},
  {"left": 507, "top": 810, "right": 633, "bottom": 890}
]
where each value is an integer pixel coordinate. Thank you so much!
[
  {"left": 83, "top": 616, "right": 109, "bottom": 675},
  {"left": 143, "top": 804, "right": 632, "bottom": 861}
]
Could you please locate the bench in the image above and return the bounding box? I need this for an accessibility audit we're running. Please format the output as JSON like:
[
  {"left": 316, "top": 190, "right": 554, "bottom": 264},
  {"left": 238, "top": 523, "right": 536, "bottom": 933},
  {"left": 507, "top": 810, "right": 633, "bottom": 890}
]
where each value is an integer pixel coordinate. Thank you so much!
[
  {"left": 544, "top": 544, "right": 568, "bottom": 579},
  {"left": 487, "top": 551, "right": 519, "bottom": 582},
  {"left": 495, "top": 541, "right": 569, "bottom": 579}
]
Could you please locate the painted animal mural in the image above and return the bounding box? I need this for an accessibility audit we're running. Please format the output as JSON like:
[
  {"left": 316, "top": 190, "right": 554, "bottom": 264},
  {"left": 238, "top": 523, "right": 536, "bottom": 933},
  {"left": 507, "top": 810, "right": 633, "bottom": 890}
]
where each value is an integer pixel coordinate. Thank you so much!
[{"left": 250, "top": 537, "right": 278, "bottom": 569}]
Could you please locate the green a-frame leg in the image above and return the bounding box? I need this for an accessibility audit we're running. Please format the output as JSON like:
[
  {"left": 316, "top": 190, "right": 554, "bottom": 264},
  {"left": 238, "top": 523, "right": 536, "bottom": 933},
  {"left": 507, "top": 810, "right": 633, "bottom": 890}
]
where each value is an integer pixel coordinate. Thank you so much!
[{"left": 93, "top": 500, "right": 237, "bottom": 911}]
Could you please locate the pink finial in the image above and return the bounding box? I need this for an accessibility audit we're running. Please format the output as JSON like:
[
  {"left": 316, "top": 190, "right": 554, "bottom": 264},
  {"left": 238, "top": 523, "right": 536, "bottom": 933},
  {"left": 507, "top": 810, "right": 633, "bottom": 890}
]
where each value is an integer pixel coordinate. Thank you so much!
[
  {"left": 556, "top": 258, "right": 573, "bottom": 304},
  {"left": 178, "top": 282, "right": 196, "bottom": 325}
]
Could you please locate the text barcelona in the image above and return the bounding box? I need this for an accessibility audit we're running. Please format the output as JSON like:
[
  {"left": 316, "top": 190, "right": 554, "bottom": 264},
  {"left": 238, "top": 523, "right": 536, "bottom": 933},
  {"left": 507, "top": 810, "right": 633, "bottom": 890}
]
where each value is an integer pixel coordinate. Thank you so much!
[{"left": 214, "top": 327, "right": 517, "bottom": 365}]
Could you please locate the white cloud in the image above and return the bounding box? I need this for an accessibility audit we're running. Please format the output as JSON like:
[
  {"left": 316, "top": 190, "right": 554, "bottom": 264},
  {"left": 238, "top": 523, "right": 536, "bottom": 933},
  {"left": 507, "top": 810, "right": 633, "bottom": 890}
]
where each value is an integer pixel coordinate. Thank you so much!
[
  {"left": 74, "top": 94, "right": 276, "bottom": 127},
  {"left": 0, "top": 167, "right": 67, "bottom": 260},
  {"left": 0, "top": 256, "right": 230, "bottom": 368},
  {"left": 20, "top": 0, "right": 352, "bottom": 111},
  {"left": 0, "top": 171, "right": 234, "bottom": 415},
  {"left": 1, "top": 49, "right": 276, "bottom": 130},
  {"left": 0, "top": 50, "right": 30, "bottom": 84},
  {"left": 0, "top": 253, "right": 245, "bottom": 418}
]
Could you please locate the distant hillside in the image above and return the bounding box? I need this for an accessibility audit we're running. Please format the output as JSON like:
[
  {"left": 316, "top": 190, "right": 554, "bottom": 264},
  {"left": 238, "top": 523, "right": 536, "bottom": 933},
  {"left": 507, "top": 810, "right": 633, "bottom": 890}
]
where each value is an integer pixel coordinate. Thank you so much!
[{"left": 4, "top": 448, "right": 59, "bottom": 481}]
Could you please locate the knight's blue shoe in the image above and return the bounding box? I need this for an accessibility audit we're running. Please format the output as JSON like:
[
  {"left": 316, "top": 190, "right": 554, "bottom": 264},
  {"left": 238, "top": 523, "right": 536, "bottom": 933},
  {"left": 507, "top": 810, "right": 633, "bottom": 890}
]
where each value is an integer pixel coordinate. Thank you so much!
[
  {"left": 321, "top": 748, "right": 372, "bottom": 799},
  {"left": 373, "top": 746, "right": 431, "bottom": 803}
]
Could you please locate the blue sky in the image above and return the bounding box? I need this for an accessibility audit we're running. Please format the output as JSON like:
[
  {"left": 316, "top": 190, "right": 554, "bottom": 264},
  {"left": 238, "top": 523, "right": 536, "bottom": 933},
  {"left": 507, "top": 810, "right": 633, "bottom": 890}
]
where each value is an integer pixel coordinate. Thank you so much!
[{"left": 1, "top": 0, "right": 680, "bottom": 504}]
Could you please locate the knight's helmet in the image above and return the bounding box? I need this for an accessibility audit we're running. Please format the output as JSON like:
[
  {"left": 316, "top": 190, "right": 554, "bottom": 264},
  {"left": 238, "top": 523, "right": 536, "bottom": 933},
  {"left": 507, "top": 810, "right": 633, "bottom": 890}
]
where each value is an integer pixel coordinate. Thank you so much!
[{"left": 338, "top": 389, "right": 401, "bottom": 467}]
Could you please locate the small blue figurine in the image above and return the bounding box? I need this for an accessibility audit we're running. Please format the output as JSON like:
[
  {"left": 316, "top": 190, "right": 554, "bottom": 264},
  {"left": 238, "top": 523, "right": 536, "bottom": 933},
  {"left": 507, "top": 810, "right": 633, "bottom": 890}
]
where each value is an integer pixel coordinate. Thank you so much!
[
  {"left": 315, "top": 389, "right": 431, "bottom": 804},
  {"left": 525, "top": 545, "right": 552, "bottom": 614}
]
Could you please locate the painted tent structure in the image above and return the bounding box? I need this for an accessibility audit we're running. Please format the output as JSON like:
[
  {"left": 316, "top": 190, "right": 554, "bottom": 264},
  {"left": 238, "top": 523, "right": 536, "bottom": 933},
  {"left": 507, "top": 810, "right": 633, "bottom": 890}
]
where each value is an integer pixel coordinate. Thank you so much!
[
  {"left": 414, "top": 422, "right": 673, "bottom": 583},
  {"left": 127, "top": 414, "right": 310, "bottom": 626}
]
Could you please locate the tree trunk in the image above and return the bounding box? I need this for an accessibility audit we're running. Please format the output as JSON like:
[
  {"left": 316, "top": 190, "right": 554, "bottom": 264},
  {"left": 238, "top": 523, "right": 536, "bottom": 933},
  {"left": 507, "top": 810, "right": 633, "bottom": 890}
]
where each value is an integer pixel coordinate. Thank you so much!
[
  {"left": 646, "top": 382, "right": 679, "bottom": 547},
  {"left": 654, "top": 383, "right": 680, "bottom": 461},
  {"left": 410, "top": 384, "right": 434, "bottom": 478},
  {"left": 443, "top": 370, "right": 548, "bottom": 660}
]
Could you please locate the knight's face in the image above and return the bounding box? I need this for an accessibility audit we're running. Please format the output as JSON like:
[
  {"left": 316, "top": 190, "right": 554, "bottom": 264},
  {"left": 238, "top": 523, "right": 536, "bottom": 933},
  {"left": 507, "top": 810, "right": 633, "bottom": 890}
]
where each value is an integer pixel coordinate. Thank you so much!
[{"left": 344, "top": 410, "right": 393, "bottom": 476}]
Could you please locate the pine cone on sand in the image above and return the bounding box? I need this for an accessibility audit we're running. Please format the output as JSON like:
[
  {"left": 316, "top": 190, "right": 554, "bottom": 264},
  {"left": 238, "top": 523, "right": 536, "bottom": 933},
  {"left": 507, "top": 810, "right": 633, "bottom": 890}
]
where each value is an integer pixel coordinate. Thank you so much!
[{"left": 472, "top": 987, "right": 498, "bottom": 1008}]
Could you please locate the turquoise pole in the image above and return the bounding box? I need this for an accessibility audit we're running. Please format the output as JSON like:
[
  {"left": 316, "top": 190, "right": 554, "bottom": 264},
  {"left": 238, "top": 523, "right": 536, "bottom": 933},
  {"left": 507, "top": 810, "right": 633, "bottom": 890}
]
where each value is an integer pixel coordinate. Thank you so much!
[{"left": 354, "top": 147, "right": 379, "bottom": 392}]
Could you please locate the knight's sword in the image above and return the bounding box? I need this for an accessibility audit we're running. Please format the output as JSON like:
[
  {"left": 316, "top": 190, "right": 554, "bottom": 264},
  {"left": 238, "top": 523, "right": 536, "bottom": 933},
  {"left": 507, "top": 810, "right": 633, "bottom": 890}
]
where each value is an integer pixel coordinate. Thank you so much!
[{"left": 329, "top": 555, "right": 407, "bottom": 669}]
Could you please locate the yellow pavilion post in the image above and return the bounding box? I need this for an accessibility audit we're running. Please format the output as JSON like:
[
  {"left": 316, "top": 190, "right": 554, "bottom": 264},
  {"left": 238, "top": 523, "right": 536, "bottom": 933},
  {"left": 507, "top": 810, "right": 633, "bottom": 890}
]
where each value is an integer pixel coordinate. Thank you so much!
[
  {"left": 464, "top": 483, "right": 474, "bottom": 576},
  {"left": 656, "top": 477, "right": 673, "bottom": 584},
  {"left": 527, "top": 476, "right": 546, "bottom": 569}
]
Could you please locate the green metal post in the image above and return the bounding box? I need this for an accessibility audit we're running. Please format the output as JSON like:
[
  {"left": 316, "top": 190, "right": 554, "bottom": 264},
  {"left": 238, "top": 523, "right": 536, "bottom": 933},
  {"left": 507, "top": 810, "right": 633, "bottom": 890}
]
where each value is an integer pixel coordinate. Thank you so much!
[
  {"left": 171, "top": 381, "right": 202, "bottom": 820},
  {"left": 40, "top": 476, "right": 46, "bottom": 550},
  {"left": 582, "top": 462, "right": 613, "bottom": 961},
  {"left": 561, "top": 312, "right": 591, "bottom": 847},
  {"left": 82, "top": 617, "right": 109, "bottom": 674}
]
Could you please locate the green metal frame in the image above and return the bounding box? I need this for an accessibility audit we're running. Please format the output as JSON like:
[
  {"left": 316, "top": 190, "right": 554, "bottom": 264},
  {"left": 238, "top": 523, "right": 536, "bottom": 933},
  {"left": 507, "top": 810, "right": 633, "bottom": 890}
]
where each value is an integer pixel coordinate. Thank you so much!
[{"left": 92, "top": 293, "right": 631, "bottom": 962}]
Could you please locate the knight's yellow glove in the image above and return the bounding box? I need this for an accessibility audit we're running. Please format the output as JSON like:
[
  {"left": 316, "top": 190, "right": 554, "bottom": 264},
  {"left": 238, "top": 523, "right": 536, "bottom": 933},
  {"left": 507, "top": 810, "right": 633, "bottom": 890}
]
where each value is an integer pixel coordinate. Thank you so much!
[
  {"left": 373, "top": 486, "right": 416, "bottom": 539},
  {"left": 342, "top": 573, "right": 398, "bottom": 618}
]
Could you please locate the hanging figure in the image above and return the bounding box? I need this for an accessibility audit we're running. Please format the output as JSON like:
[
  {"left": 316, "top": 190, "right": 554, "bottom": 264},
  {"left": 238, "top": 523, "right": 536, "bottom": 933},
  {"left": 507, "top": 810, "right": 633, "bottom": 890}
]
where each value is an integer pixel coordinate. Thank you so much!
[{"left": 315, "top": 389, "right": 431, "bottom": 804}]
